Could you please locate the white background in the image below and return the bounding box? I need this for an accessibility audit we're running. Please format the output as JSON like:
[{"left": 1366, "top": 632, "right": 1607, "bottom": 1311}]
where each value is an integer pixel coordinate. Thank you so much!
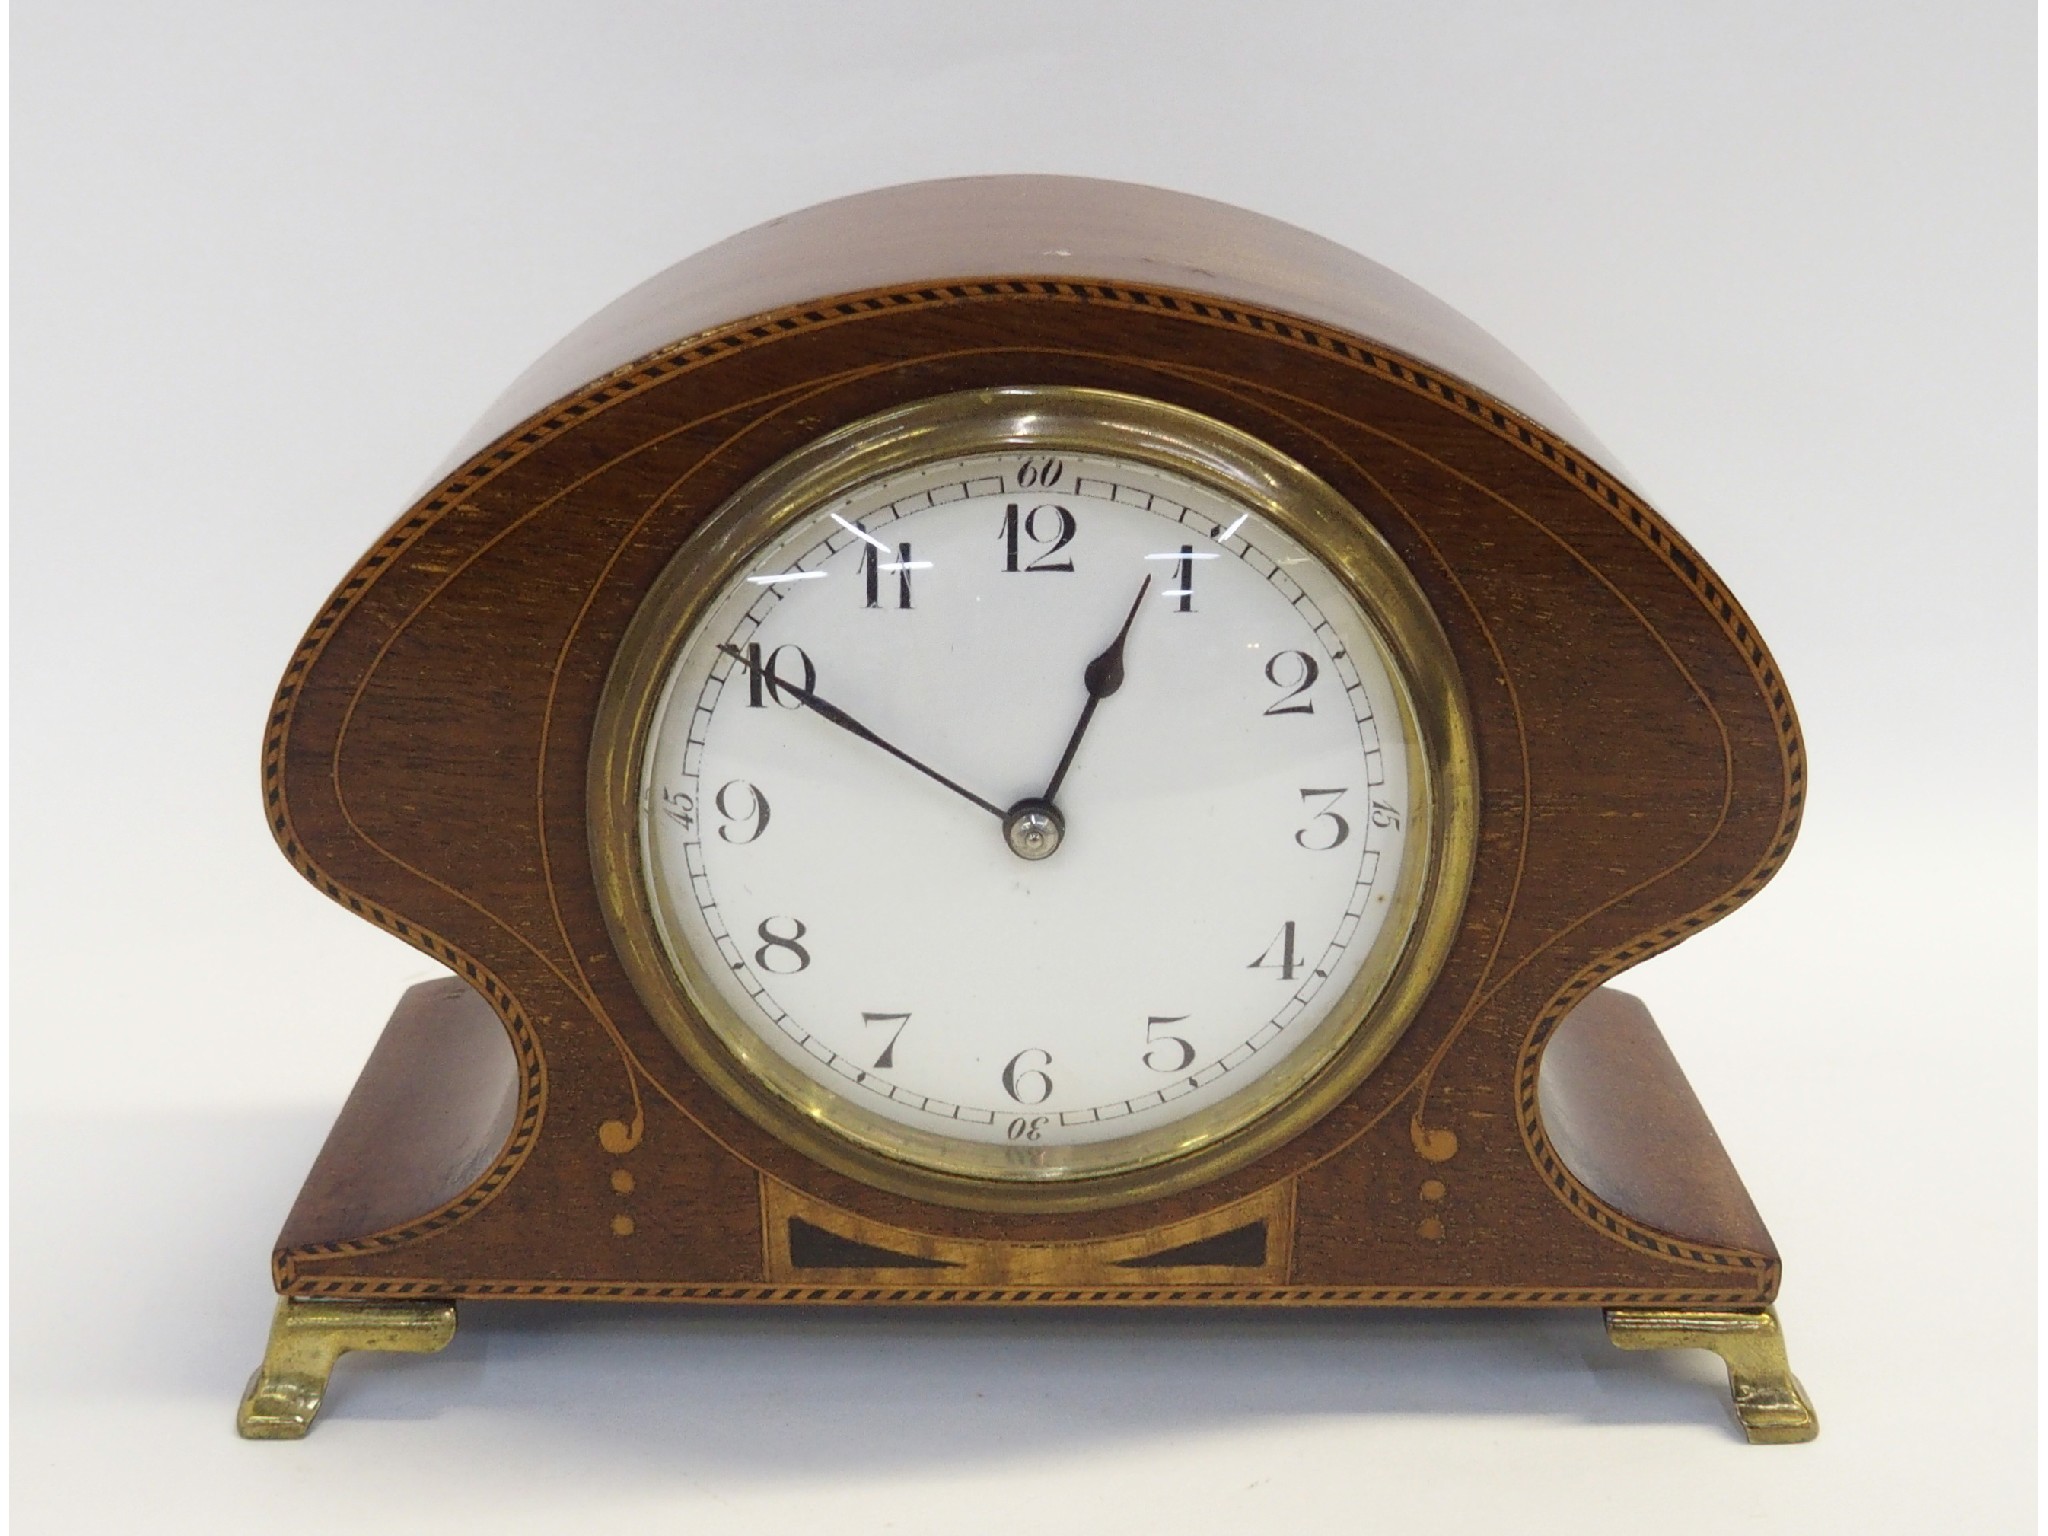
[{"left": 12, "top": 4, "right": 2035, "bottom": 1532}]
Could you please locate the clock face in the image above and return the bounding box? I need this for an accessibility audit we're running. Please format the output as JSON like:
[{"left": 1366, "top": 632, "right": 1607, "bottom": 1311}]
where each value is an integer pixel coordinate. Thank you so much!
[{"left": 597, "top": 390, "right": 1473, "bottom": 1202}]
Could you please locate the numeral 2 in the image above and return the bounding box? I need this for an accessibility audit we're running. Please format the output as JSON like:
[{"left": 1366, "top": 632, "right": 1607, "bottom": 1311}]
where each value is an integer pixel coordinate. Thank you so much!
[{"left": 1262, "top": 651, "right": 1318, "bottom": 715}]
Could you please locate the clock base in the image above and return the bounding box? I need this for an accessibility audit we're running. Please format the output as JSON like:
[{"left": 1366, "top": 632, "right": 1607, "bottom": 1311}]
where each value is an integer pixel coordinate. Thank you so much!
[{"left": 243, "top": 982, "right": 1816, "bottom": 1439}]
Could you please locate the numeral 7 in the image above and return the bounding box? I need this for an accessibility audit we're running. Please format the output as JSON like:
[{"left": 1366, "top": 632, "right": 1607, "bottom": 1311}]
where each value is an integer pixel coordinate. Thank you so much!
[{"left": 861, "top": 1011, "right": 912, "bottom": 1070}]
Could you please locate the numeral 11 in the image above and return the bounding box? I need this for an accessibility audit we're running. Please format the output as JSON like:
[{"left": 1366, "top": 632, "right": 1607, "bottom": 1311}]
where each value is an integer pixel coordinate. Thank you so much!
[{"left": 862, "top": 541, "right": 913, "bottom": 609}]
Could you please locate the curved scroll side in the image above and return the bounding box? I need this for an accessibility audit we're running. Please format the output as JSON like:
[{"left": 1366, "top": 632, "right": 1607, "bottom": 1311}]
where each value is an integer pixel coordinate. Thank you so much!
[{"left": 1525, "top": 985, "right": 1777, "bottom": 1276}]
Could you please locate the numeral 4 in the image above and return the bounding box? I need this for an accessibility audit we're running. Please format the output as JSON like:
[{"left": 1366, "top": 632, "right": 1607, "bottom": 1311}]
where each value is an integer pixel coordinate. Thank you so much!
[{"left": 1248, "top": 921, "right": 1302, "bottom": 981}]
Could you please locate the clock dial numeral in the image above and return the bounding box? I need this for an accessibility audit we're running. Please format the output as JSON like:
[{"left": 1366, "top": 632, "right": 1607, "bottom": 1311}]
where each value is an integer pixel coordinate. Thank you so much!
[
  {"left": 753, "top": 916, "right": 812, "bottom": 974},
  {"left": 713, "top": 780, "right": 770, "bottom": 844},
  {"left": 1000, "top": 503, "right": 1077, "bottom": 572},
  {"left": 1262, "top": 650, "right": 1319, "bottom": 715},
  {"left": 744, "top": 643, "right": 816, "bottom": 708},
  {"left": 1168, "top": 545, "right": 1195, "bottom": 614},
  {"left": 1248, "top": 920, "right": 1302, "bottom": 981},
  {"left": 1000, "top": 1047, "right": 1055, "bottom": 1104},
  {"left": 861, "top": 540, "right": 914, "bottom": 609},
  {"left": 861, "top": 1011, "right": 912, "bottom": 1070},
  {"left": 1371, "top": 799, "right": 1404, "bottom": 830},
  {"left": 1143, "top": 1015, "right": 1196, "bottom": 1073},
  {"left": 1294, "top": 788, "right": 1351, "bottom": 850},
  {"left": 1006, "top": 1115, "right": 1049, "bottom": 1142},
  {"left": 1014, "top": 456, "right": 1064, "bottom": 489},
  {"left": 658, "top": 786, "right": 695, "bottom": 829}
]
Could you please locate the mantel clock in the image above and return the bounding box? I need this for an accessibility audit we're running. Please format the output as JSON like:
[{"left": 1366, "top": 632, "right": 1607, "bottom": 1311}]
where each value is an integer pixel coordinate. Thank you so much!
[{"left": 238, "top": 176, "right": 1816, "bottom": 1444}]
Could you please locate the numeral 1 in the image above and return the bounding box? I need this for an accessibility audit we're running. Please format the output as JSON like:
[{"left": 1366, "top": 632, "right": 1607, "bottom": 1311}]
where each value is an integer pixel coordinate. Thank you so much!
[{"left": 1169, "top": 545, "right": 1194, "bottom": 613}]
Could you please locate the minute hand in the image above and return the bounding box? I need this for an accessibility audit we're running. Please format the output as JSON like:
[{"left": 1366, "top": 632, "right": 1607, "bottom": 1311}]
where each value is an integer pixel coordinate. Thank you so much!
[
  {"left": 1041, "top": 575, "right": 1151, "bottom": 805},
  {"left": 717, "top": 646, "right": 1004, "bottom": 821}
]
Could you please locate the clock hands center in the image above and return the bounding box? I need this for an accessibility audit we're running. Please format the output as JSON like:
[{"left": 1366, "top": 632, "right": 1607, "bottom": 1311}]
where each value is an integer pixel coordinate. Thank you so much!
[{"left": 717, "top": 645, "right": 1005, "bottom": 822}]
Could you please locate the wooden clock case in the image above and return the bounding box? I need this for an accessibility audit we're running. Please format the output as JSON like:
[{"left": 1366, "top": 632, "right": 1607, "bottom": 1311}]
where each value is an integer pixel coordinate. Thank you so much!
[{"left": 239, "top": 176, "right": 1814, "bottom": 1441}]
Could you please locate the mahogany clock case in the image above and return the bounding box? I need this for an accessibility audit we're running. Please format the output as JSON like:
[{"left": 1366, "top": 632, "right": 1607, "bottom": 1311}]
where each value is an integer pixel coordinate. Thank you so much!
[{"left": 263, "top": 176, "right": 1801, "bottom": 1309}]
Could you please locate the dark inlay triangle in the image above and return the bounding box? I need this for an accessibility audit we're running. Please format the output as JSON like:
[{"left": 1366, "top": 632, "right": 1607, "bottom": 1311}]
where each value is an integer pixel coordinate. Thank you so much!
[
  {"left": 1113, "top": 1220, "right": 1267, "bottom": 1270},
  {"left": 787, "top": 1217, "right": 960, "bottom": 1270}
]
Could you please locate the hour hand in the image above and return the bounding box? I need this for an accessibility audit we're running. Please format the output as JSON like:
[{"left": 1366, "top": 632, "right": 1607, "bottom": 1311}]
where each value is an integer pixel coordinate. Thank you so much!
[
  {"left": 1041, "top": 575, "right": 1151, "bottom": 806},
  {"left": 718, "top": 645, "right": 1004, "bottom": 821}
]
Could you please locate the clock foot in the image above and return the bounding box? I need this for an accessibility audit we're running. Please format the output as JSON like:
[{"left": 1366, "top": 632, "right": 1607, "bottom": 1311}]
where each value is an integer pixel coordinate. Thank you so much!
[
  {"left": 236, "top": 1297, "right": 457, "bottom": 1440},
  {"left": 1604, "top": 1305, "right": 1818, "bottom": 1443}
]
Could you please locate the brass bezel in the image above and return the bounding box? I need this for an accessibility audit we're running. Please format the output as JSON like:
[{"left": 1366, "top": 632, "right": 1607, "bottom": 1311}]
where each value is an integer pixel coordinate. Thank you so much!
[{"left": 589, "top": 387, "right": 1477, "bottom": 1212}]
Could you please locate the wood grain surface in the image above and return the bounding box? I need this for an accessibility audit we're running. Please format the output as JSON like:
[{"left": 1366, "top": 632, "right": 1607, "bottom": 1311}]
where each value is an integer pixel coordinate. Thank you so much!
[{"left": 264, "top": 176, "right": 1802, "bottom": 1307}]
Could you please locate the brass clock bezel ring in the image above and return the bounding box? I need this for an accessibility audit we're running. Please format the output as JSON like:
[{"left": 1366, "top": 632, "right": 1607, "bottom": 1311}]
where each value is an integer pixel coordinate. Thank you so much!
[{"left": 588, "top": 386, "right": 1479, "bottom": 1212}]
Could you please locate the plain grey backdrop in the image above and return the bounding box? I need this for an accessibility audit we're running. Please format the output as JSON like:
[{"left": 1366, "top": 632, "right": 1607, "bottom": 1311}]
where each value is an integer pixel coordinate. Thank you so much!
[{"left": 12, "top": 4, "right": 2036, "bottom": 1532}]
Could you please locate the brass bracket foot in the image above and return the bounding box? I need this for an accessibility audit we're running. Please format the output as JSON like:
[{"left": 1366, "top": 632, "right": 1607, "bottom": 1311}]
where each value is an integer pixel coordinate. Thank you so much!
[
  {"left": 1605, "top": 1305, "right": 1818, "bottom": 1443},
  {"left": 236, "top": 1297, "right": 458, "bottom": 1440}
]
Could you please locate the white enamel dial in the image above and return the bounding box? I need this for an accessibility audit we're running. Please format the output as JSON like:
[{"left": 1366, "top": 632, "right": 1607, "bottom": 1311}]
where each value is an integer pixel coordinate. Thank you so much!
[{"left": 631, "top": 413, "right": 1439, "bottom": 1186}]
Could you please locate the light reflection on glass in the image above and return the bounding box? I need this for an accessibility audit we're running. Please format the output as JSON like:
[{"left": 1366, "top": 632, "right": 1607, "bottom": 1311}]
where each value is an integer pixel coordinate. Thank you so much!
[{"left": 831, "top": 513, "right": 891, "bottom": 552}]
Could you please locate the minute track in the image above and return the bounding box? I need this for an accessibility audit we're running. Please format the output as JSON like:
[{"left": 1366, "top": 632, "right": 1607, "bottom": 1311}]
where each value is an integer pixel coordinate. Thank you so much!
[{"left": 645, "top": 402, "right": 1428, "bottom": 1182}]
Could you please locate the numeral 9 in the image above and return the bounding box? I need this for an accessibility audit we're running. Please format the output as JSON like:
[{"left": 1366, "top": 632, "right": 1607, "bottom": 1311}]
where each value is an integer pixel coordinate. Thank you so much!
[{"left": 714, "top": 780, "right": 771, "bottom": 843}]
